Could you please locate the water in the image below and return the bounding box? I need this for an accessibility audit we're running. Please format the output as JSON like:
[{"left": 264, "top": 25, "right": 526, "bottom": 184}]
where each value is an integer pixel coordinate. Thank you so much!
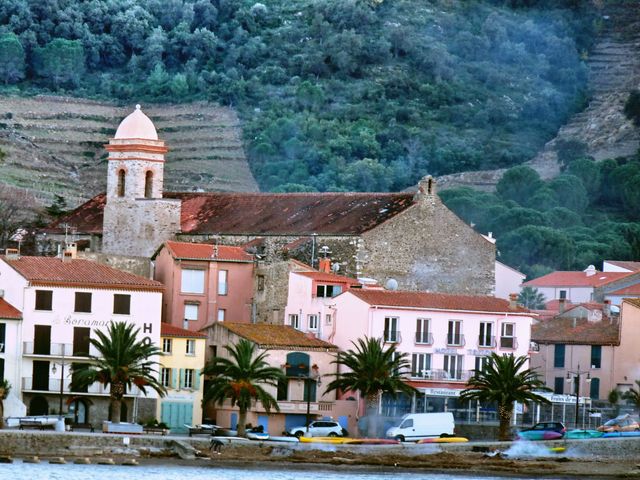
[{"left": 0, "top": 461, "right": 560, "bottom": 480}]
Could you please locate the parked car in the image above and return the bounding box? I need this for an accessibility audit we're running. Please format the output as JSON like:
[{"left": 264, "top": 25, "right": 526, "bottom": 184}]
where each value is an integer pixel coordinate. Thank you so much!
[
  {"left": 385, "top": 412, "right": 455, "bottom": 442},
  {"left": 597, "top": 414, "right": 640, "bottom": 433},
  {"left": 517, "top": 422, "right": 566, "bottom": 440},
  {"left": 287, "top": 420, "right": 345, "bottom": 438}
]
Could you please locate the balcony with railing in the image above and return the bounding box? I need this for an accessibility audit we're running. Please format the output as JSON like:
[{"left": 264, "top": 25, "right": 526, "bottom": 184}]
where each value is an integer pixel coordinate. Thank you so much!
[
  {"left": 499, "top": 336, "right": 518, "bottom": 350},
  {"left": 383, "top": 330, "right": 401, "bottom": 344},
  {"left": 21, "top": 377, "right": 142, "bottom": 396},
  {"left": 477, "top": 336, "right": 496, "bottom": 348},
  {"left": 446, "top": 333, "right": 465, "bottom": 347},
  {"left": 22, "top": 342, "right": 93, "bottom": 358},
  {"left": 414, "top": 332, "right": 434, "bottom": 345},
  {"left": 410, "top": 369, "right": 472, "bottom": 382}
]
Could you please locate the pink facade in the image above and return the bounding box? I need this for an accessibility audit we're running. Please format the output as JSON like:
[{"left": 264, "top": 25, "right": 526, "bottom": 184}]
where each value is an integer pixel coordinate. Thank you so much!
[
  {"left": 153, "top": 241, "right": 254, "bottom": 330},
  {"left": 283, "top": 270, "right": 361, "bottom": 341},
  {"left": 331, "top": 290, "right": 535, "bottom": 392}
]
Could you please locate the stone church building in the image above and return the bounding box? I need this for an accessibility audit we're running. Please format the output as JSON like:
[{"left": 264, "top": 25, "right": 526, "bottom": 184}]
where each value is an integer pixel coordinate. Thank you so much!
[{"left": 42, "top": 106, "right": 496, "bottom": 323}]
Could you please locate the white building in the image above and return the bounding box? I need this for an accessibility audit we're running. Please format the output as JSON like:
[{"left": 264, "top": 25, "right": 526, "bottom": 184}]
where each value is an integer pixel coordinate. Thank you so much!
[{"left": 0, "top": 249, "right": 163, "bottom": 425}]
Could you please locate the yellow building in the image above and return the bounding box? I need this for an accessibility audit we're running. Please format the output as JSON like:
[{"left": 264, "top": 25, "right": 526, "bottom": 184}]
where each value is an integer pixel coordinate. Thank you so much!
[{"left": 158, "top": 324, "right": 206, "bottom": 433}]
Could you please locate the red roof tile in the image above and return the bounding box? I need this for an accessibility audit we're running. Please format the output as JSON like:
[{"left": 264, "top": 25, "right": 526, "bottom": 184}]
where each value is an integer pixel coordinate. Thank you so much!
[
  {"left": 523, "top": 271, "right": 632, "bottom": 288},
  {"left": 532, "top": 317, "right": 620, "bottom": 345},
  {"left": 161, "top": 323, "right": 206, "bottom": 338},
  {"left": 348, "top": 290, "right": 532, "bottom": 314},
  {"left": 295, "top": 271, "right": 361, "bottom": 285},
  {"left": 45, "top": 192, "right": 416, "bottom": 236},
  {"left": 215, "top": 322, "right": 338, "bottom": 350},
  {"left": 0, "top": 298, "right": 21, "bottom": 319},
  {"left": 3, "top": 256, "right": 163, "bottom": 291},
  {"left": 163, "top": 241, "right": 253, "bottom": 262},
  {"left": 608, "top": 284, "right": 640, "bottom": 296}
]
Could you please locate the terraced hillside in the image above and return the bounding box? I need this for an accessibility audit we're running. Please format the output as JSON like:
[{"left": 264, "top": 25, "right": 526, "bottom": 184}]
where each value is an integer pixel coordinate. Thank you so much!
[
  {"left": 0, "top": 96, "right": 258, "bottom": 209},
  {"left": 438, "top": 0, "right": 640, "bottom": 192}
]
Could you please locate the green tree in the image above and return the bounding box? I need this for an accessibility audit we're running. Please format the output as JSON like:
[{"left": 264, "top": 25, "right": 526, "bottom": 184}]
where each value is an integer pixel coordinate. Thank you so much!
[
  {"left": 608, "top": 389, "right": 621, "bottom": 416},
  {"left": 623, "top": 380, "right": 640, "bottom": 413},
  {"left": 0, "top": 380, "right": 11, "bottom": 429},
  {"left": 45, "top": 194, "right": 68, "bottom": 219},
  {"left": 0, "top": 33, "right": 25, "bottom": 84},
  {"left": 34, "top": 38, "right": 85, "bottom": 88},
  {"left": 70, "top": 322, "right": 166, "bottom": 424},
  {"left": 202, "top": 339, "right": 283, "bottom": 437},
  {"left": 460, "top": 353, "right": 550, "bottom": 441},
  {"left": 496, "top": 166, "right": 543, "bottom": 206},
  {"left": 624, "top": 90, "right": 640, "bottom": 126},
  {"left": 518, "top": 286, "right": 546, "bottom": 309},
  {"left": 324, "top": 337, "right": 417, "bottom": 438}
]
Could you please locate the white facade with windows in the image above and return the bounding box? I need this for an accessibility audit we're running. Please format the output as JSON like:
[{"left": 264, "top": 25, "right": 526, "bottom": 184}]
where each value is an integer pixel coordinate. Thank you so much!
[{"left": 0, "top": 253, "right": 163, "bottom": 424}]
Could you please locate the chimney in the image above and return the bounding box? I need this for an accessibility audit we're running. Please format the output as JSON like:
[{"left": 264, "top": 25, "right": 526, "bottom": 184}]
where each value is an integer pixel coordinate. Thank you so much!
[
  {"left": 584, "top": 265, "right": 596, "bottom": 277},
  {"left": 318, "top": 257, "right": 331, "bottom": 273},
  {"left": 603, "top": 299, "right": 611, "bottom": 317},
  {"left": 414, "top": 175, "right": 437, "bottom": 203},
  {"left": 4, "top": 248, "right": 19, "bottom": 260},
  {"left": 64, "top": 242, "right": 77, "bottom": 259},
  {"left": 559, "top": 298, "right": 566, "bottom": 314},
  {"left": 509, "top": 293, "right": 518, "bottom": 310},
  {"left": 62, "top": 251, "right": 73, "bottom": 263}
]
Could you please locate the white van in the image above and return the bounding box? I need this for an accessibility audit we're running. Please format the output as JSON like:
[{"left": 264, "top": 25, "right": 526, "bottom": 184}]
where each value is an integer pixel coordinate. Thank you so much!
[{"left": 385, "top": 412, "right": 455, "bottom": 442}]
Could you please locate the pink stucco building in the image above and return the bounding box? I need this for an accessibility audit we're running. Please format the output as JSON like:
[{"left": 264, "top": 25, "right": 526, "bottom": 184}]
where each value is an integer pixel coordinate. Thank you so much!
[
  {"left": 330, "top": 289, "right": 536, "bottom": 421},
  {"left": 153, "top": 241, "right": 255, "bottom": 330}
]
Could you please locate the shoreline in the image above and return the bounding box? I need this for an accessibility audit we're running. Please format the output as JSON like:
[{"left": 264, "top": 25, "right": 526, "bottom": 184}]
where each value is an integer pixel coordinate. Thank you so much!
[{"left": 0, "top": 430, "right": 636, "bottom": 479}]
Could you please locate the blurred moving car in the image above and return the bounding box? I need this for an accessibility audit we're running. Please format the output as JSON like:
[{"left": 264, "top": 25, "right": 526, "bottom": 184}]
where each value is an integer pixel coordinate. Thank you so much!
[
  {"left": 517, "top": 421, "right": 566, "bottom": 440},
  {"left": 597, "top": 414, "right": 640, "bottom": 433}
]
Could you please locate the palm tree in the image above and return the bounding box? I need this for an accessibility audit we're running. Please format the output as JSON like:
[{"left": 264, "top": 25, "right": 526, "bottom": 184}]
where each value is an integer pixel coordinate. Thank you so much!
[
  {"left": 518, "top": 287, "right": 547, "bottom": 310},
  {"left": 622, "top": 380, "right": 640, "bottom": 412},
  {"left": 0, "top": 380, "right": 11, "bottom": 429},
  {"left": 202, "top": 339, "right": 284, "bottom": 437},
  {"left": 70, "top": 322, "right": 166, "bottom": 424},
  {"left": 324, "top": 337, "right": 417, "bottom": 438},
  {"left": 460, "top": 353, "right": 550, "bottom": 441},
  {"left": 609, "top": 389, "right": 622, "bottom": 416}
]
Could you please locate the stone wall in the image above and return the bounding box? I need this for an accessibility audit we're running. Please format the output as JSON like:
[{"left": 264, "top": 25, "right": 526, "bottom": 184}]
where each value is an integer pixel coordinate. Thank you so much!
[
  {"left": 103, "top": 197, "right": 181, "bottom": 258},
  {"left": 78, "top": 252, "right": 152, "bottom": 277},
  {"left": 360, "top": 190, "right": 495, "bottom": 295}
]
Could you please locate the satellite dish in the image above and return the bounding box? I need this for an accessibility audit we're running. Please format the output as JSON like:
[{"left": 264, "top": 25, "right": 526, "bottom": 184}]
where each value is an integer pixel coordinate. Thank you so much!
[
  {"left": 331, "top": 263, "right": 340, "bottom": 273},
  {"left": 385, "top": 279, "right": 398, "bottom": 291}
]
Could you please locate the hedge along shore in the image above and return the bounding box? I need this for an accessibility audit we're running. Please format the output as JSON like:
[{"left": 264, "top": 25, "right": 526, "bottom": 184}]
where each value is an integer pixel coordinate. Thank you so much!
[{"left": 1, "top": 430, "right": 639, "bottom": 478}]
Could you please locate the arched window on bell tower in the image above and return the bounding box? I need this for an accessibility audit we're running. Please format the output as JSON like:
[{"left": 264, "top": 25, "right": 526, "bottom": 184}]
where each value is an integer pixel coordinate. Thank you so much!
[
  {"left": 117, "top": 169, "right": 126, "bottom": 197},
  {"left": 144, "top": 170, "right": 153, "bottom": 198}
]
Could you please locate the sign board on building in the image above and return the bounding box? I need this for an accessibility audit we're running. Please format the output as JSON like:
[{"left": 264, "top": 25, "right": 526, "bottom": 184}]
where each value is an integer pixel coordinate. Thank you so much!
[{"left": 420, "top": 388, "right": 461, "bottom": 397}]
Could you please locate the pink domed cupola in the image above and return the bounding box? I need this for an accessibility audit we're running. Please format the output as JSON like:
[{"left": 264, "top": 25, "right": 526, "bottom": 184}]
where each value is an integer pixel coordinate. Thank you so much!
[
  {"left": 105, "top": 104, "right": 168, "bottom": 201},
  {"left": 114, "top": 104, "right": 159, "bottom": 140}
]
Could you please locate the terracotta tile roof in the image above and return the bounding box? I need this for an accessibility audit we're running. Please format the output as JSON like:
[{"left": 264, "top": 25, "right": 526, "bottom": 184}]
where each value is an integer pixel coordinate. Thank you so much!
[
  {"left": 624, "top": 298, "right": 640, "bottom": 309},
  {"left": 604, "top": 261, "right": 640, "bottom": 272},
  {"left": 163, "top": 241, "right": 253, "bottom": 262},
  {"left": 0, "top": 298, "right": 21, "bottom": 319},
  {"left": 608, "top": 284, "right": 640, "bottom": 296},
  {"left": 532, "top": 317, "right": 620, "bottom": 345},
  {"left": 161, "top": 323, "right": 206, "bottom": 338},
  {"left": 523, "top": 271, "right": 632, "bottom": 288},
  {"left": 2, "top": 256, "right": 163, "bottom": 291},
  {"left": 45, "top": 192, "right": 415, "bottom": 236},
  {"left": 347, "top": 290, "right": 532, "bottom": 314},
  {"left": 44, "top": 193, "right": 106, "bottom": 234},
  {"left": 216, "top": 322, "right": 338, "bottom": 350},
  {"left": 562, "top": 302, "right": 605, "bottom": 313},
  {"left": 295, "top": 271, "right": 361, "bottom": 285},
  {"left": 545, "top": 299, "right": 572, "bottom": 311}
]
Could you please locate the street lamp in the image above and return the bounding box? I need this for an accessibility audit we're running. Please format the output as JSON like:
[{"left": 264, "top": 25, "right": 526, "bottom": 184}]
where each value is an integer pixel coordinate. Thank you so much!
[
  {"left": 566, "top": 364, "right": 591, "bottom": 429},
  {"left": 304, "top": 365, "right": 321, "bottom": 433},
  {"left": 51, "top": 354, "right": 67, "bottom": 420}
]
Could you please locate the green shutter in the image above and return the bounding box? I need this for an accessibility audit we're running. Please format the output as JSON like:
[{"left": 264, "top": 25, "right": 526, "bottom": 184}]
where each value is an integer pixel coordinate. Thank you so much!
[
  {"left": 171, "top": 368, "right": 178, "bottom": 389},
  {"left": 179, "top": 368, "right": 185, "bottom": 389},
  {"left": 194, "top": 369, "right": 201, "bottom": 391}
]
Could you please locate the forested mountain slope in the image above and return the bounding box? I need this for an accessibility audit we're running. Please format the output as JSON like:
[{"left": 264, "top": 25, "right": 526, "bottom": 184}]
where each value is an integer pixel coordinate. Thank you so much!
[{"left": 0, "top": 0, "right": 597, "bottom": 196}]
